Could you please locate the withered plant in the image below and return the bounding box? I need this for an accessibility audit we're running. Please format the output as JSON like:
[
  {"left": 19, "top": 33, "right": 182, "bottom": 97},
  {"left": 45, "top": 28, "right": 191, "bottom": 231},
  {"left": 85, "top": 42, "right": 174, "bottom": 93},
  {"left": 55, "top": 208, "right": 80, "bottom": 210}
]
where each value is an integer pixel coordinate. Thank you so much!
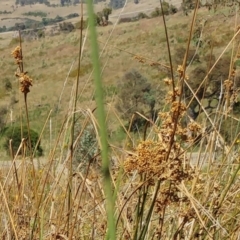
[{"left": 1, "top": 0, "right": 240, "bottom": 239}]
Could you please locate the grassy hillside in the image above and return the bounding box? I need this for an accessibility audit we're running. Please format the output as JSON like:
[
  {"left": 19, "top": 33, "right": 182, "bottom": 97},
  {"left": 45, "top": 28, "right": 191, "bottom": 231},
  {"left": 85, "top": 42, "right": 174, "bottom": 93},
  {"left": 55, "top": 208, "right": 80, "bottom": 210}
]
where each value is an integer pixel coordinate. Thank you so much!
[
  {"left": 1, "top": 1, "right": 240, "bottom": 238},
  {"left": 0, "top": 7, "right": 238, "bottom": 148}
]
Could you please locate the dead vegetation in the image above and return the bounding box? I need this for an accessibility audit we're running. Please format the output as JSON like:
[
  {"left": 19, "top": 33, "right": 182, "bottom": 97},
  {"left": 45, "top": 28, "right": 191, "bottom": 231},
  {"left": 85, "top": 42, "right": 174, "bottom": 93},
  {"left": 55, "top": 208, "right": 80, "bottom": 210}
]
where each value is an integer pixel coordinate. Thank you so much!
[{"left": 1, "top": 1, "right": 240, "bottom": 239}]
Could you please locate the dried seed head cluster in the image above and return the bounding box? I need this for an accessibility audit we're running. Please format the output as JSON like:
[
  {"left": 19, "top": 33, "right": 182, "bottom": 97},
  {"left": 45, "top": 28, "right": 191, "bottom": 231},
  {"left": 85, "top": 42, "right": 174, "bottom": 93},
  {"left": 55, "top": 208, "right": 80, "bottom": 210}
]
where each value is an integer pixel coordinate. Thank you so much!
[
  {"left": 11, "top": 46, "right": 33, "bottom": 94},
  {"left": 133, "top": 55, "right": 146, "bottom": 63},
  {"left": 163, "top": 77, "right": 173, "bottom": 86},
  {"left": 188, "top": 121, "right": 201, "bottom": 132},
  {"left": 124, "top": 140, "right": 193, "bottom": 183},
  {"left": 224, "top": 79, "right": 233, "bottom": 92},
  {"left": 15, "top": 72, "right": 33, "bottom": 94},
  {"left": 177, "top": 65, "right": 184, "bottom": 77},
  {"left": 11, "top": 46, "right": 22, "bottom": 64},
  {"left": 124, "top": 66, "right": 200, "bottom": 184},
  {"left": 224, "top": 76, "right": 235, "bottom": 111}
]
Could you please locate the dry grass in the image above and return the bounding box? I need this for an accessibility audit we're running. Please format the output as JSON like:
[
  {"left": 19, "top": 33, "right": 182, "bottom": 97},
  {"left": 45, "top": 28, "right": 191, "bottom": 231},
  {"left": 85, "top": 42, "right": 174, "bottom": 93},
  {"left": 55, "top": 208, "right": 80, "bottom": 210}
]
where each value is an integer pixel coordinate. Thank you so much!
[{"left": 1, "top": 2, "right": 240, "bottom": 239}]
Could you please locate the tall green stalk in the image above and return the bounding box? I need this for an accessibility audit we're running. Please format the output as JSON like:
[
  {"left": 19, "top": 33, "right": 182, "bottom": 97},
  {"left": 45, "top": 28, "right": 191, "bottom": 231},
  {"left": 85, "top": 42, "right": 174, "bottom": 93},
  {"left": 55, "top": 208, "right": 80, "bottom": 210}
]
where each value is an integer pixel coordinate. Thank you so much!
[
  {"left": 86, "top": 0, "right": 116, "bottom": 239},
  {"left": 67, "top": 1, "right": 84, "bottom": 236}
]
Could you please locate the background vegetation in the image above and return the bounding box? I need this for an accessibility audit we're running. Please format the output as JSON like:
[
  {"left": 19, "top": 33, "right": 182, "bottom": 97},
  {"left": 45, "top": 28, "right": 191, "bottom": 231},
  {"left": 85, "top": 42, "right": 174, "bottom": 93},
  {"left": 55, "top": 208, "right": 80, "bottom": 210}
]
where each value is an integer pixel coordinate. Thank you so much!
[{"left": 1, "top": 0, "right": 240, "bottom": 239}]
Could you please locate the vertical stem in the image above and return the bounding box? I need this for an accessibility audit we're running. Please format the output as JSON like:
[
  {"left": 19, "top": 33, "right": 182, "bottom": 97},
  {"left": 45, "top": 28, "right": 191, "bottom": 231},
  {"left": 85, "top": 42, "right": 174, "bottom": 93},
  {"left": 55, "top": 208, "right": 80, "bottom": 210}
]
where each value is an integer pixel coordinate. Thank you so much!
[
  {"left": 159, "top": 0, "right": 175, "bottom": 92},
  {"left": 86, "top": 0, "right": 115, "bottom": 239},
  {"left": 67, "top": 1, "right": 84, "bottom": 237},
  {"left": 49, "top": 117, "right": 52, "bottom": 151}
]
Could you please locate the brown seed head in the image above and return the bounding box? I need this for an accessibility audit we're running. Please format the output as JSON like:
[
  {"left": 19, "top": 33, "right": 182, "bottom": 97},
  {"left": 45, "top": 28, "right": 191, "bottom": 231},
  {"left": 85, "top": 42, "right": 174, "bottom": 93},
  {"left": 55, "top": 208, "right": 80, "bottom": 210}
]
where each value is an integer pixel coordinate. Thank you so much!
[{"left": 17, "top": 73, "right": 33, "bottom": 94}]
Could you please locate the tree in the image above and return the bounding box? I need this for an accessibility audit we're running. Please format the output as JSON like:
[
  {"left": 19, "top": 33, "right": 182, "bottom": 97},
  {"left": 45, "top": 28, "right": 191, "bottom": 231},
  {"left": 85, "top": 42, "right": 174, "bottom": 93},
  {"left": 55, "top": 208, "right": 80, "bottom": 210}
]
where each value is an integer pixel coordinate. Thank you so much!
[
  {"left": 181, "top": 0, "right": 195, "bottom": 15},
  {"left": 15, "top": 22, "right": 26, "bottom": 30},
  {"left": 150, "top": 2, "right": 176, "bottom": 17},
  {"left": 95, "top": 12, "right": 104, "bottom": 25},
  {"left": 102, "top": 7, "right": 112, "bottom": 21},
  {"left": 116, "top": 69, "right": 156, "bottom": 132},
  {"left": 183, "top": 55, "right": 230, "bottom": 120}
]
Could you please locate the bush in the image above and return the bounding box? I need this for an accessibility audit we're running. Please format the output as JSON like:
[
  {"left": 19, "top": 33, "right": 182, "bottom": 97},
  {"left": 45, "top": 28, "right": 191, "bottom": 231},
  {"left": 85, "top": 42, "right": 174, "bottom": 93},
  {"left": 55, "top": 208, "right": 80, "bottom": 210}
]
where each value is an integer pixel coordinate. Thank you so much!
[
  {"left": 0, "top": 26, "right": 7, "bottom": 33},
  {"left": 151, "top": 7, "right": 162, "bottom": 17},
  {"left": 138, "top": 12, "right": 149, "bottom": 19},
  {"left": 0, "top": 10, "right": 12, "bottom": 14},
  {"left": 169, "top": 4, "right": 178, "bottom": 14},
  {"left": 25, "top": 19, "right": 43, "bottom": 29},
  {"left": 15, "top": 0, "right": 50, "bottom": 5},
  {"left": 15, "top": 23, "right": 26, "bottom": 30},
  {"left": 118, "top": 17, "right": 138, "bottom": 24},
  {"left": 150, "top": 2, "right": 177, "bottom": 18},
  {"left": 65, "top": 13, "right": 79, "bottom": 19},
  {"left": 116, "top": 69, "right": 156, "bottom": 132},
  {"left": 59, "top": 22, "right": 75, "bottom": 32},
  {"left": 74, "top": 124, "right": 98, "bottom": 166},
  {"left": 42, "top": 15, "right": 64, "bottom": 26},
  {"left": 23, "top": 11, "right": 47, "bottom": 18},
  {"left": 3, "top": 126, "right": 43, "bottom": 157}
]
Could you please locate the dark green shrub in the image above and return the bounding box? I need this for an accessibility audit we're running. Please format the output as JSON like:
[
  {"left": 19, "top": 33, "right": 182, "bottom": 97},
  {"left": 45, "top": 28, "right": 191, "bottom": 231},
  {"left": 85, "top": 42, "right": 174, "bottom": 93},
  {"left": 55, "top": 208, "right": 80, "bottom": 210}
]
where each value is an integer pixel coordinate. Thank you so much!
[
  {"left": 169, "top": 4, "right": 178, "bottom": 14},
  {"left": 0, "top": 26, "right": 7, "bottom": 33},
  {"left": 42, "top": 15, "right": 64, "bottom": 26},
  {"left": 116, "top": 69, "right": 156, "bottom": 132},
  {"left": 66, "top": 13, "right": 79, "bottom": 19},
  {"left": 118, "top": 17, "right": 138, "bottom": 24},
  {"left": 150, "top": 2, "right": 177, "bottom": 18},
  {"left": 3, "top": 126, "right": 43, "bottom": 157},
  {"left": 15, "top": 23, "right": 26, "bottom": 30},
  {"left": 138, "top": 12, "right": 149, "bottom": 19},
  {"left": 151, "top": 7, "right": 162, "bottom": 17},
  {"left": 74, "top": 124, "right": 98, "bottom": 166},
  {"left": 102, "top": 7, "right": 112, "bottom": 21},
  {"left": 23, "top": 11, "right": 47, "bottom": 18},
  {"left": 59, "top": 22, "right": 75, "bottom": 32},
  {"left": 0, "top": 10, "right": 12, "bottom": 14}
]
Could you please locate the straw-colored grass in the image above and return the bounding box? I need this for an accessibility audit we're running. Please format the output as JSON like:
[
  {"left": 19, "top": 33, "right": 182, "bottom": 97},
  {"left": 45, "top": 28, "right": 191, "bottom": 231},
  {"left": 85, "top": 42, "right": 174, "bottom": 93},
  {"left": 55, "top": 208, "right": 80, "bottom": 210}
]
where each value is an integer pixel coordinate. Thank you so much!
[{"left": 1, "top": 1, "right": 240, "bottom": 239}]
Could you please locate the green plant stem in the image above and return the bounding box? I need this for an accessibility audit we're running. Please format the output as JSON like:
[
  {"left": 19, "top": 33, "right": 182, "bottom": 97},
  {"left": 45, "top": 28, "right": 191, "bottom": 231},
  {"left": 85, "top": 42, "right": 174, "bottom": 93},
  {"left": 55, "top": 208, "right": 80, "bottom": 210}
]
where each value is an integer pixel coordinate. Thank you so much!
[
  {"left": 133, "top": 174, "right": 149, "bottom": 239},
  {"left": 86, "top": 0, "right": 115, "bottom": 239},
  {"left": 67, "top": 1, "right": 84, "bottom": 236},
  {"left": 139, "top": 180, "right": 161, "bottom": 239},
  {"left": 159, "top": 0, "right": 175, "bottom": 92}
]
